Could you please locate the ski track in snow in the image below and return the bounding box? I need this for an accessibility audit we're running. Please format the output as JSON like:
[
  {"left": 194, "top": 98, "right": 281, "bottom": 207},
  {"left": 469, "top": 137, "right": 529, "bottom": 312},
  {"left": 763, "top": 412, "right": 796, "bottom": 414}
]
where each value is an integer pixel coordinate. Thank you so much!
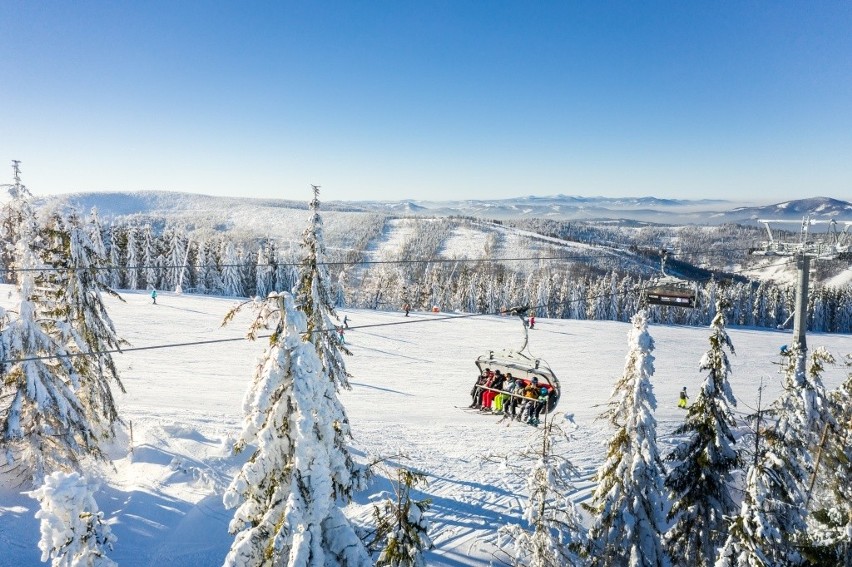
[{"left": 1, "top": 285, "right": 850, "bottom": 566}]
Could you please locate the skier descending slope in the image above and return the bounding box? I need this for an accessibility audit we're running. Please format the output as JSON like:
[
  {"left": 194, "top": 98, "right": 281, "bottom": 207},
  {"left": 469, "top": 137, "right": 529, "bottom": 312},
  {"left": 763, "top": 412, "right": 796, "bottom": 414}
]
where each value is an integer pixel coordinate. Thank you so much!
[{"left": 221, "top": 292, "right": 370, "bottom": 567}]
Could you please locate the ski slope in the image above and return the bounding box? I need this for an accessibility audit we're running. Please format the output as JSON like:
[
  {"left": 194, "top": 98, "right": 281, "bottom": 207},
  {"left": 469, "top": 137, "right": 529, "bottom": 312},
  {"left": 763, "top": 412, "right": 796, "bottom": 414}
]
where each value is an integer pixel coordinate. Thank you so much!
[{"left": 1, "top": 286, "right": 850, "bottom": 566}]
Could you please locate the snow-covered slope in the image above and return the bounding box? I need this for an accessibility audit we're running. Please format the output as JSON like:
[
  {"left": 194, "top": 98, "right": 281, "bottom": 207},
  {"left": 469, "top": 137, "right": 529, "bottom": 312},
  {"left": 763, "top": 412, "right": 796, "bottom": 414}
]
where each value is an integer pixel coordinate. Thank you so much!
[{"left": 1, "top": 286, "right": 850, "bottom": 566}]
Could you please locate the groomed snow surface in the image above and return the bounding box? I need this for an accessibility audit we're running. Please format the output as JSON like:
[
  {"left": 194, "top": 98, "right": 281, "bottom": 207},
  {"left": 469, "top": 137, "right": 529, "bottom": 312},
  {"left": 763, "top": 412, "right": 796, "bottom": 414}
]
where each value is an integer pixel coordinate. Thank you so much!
[{"left": 1, "top": 286, "right": 850, "bottom": 566}]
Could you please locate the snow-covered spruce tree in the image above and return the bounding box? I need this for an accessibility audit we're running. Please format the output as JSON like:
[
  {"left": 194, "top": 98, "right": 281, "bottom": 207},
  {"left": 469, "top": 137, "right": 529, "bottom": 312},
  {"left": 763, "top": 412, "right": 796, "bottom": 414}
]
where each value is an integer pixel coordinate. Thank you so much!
[
  {"left": 221, "top": 292, "right": 370, "bottom": 567},
  {"left": 1, "top": 205, "right": 100, "bottom": 484},
  {"left": 293, "top": 185, "right": 365, "bottom": 509},
  {"left": 142, "top": 225, "right": 159, "bottom": 291},
  {"left": 716, "top": 345, "right": 835, "bottom": 567},
  {"left": 369, "top": 466, "right": 433, "bottom": 567},
  {"left": 85, "top": 208, "right": 108, "bottom": 287},
  {"left": 255, "top": 241, "right": 275, "bottom": 299},
  {"left": 498, "top": 416, "right": 586, "bottom": 567},
  {"left": 221, "top": 240, "right": 245, "bottom": 297},
  {"left": 39, "top": 212, "right": 128, "bottom": 438},
  {"left": 585, "top": 309, "right": 670, "bottom": 567},
  {"left": 802, "top": 350, "right": 850, "bottom": 565},
  {"left": 106, "top": 226, "right": 122, "bottom": 290},
  {"left": 29, "top": 470, "right": 117, "bottom": 567},
  {"left": 295, "top": 185, "right": 351, "bottom": 390},
  {"left": 125, "top": 226, "right": 140, "bottom": 290},
  {"left": 664, "top": 300, "right": 740, "bottom": 566}
]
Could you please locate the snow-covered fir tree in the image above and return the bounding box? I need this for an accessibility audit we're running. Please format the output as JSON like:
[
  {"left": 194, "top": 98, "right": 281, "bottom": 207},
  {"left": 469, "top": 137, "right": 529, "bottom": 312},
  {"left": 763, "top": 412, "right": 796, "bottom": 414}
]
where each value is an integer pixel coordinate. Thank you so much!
[
  {"left": 294, "top": 185, "right": 352, "bottom": 390},
  {"left": 142, "top": 225, "right": 159, "bottom": 291},
  {"left": 85, "top": 208, "right": 108, "bottom": 287},
  {"left": 220, "top": 240, "right": 245, "bottom": 297},
  {"left": 716, "top": 344, "right": 835, "bottom": 566},
  {"left": 585, "top": 309, "right": 670, "bottom": 567},
  {"left": 255, "top": 241, "right": 275, "bottom": 299},
  {"left": 0, "top": 160, "right": 31, "bottom": 285},
  {"left": 499, "top": 415, "right": 586, "bottom": 567},
  {"left": 221, "top": 292, "right": 370, "bottom": 567},
  {"left": 665, "top": 300, "right": 740, "bottom": 566},
  {"left": 0, "top": 203, "right": 99, "bottom": 484},
  {"left": 197, "top": 238, "right": 224, "bottom": 294},
  {"left": 164, "top": 227, "right": 190, "bottom": 293},
  {"left": 291, "top": 185, "right": 367, "bottom": 532},
  {"left": 106, "top": 226, "right": 122, "bottom": 290},
  {"left": 29, "top": 470, "right": 117, "bottom": 567},
  {"left": 39, "top": 212, "right": 128, "bottom": 437},
  {"left": 125, "top": 227, "right": 140, "bottom": 290},
  {"left": 801, "top": 349, "right": 850, "bottom": 565},
  {"left": 714, "top": 448, "right": 791, "bottom": 567},
  {"left": 370, "top": 466, "right": 433, "bottom": 567}
]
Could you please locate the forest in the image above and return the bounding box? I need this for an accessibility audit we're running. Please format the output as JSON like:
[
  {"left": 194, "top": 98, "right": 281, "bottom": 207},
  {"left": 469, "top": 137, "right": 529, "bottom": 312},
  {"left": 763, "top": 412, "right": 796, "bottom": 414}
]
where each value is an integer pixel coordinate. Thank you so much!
[{"left": 16, "top": 208, "right": 848, "bottom": 334}]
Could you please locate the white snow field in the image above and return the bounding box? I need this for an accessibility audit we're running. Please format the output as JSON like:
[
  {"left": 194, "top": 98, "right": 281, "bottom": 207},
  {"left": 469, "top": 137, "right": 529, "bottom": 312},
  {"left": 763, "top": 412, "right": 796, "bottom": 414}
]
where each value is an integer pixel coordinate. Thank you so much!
[{"left": 1, "top": 285, "right": 850, "bottom": 566}]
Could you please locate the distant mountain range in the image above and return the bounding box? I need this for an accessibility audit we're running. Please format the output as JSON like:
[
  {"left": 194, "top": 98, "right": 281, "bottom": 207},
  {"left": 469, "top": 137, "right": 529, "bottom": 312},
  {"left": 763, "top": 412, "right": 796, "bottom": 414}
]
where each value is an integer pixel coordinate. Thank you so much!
[{"left": 40, "top": 191, "right": 852, "bottom": 227}]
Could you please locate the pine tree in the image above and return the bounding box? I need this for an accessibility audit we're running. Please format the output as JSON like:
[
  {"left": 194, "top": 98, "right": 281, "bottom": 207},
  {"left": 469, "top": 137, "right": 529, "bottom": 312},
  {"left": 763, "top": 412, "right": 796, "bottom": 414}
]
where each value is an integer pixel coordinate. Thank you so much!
[
  {"left": 665, "top": 301, "right": 740, "bottom": 566},
  {"left": 499, "top": 416, "right": 586, "bottom": 567},
  {"left": 221, "top": 292, "right": 370, "bottom": 567},
  {"left": 370, "top": 466, "right": 433, "bottom": 567},
  {"left": 585, "top": 309, "right": 670, "bottom": 567},
  {"left": 29, "top": 471, "right": 117, "bottom": 567}
]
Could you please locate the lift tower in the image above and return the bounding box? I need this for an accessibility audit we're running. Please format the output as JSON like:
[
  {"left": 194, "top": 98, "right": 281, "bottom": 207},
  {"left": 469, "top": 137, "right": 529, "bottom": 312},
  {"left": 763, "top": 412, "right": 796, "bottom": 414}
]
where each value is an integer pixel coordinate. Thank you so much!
[{"left": 751, "top": 217, "right": 851, "bottom": 352}]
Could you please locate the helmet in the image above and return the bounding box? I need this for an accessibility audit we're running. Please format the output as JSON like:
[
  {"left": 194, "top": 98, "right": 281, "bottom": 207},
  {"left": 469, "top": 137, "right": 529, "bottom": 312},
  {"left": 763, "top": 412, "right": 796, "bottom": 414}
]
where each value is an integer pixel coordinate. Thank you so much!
[
  {"left": 532, "top": 377, "right": 539, "bottom": 383},
  {"left": 540, "top": 387, "right": 548, "bottom": 394}
]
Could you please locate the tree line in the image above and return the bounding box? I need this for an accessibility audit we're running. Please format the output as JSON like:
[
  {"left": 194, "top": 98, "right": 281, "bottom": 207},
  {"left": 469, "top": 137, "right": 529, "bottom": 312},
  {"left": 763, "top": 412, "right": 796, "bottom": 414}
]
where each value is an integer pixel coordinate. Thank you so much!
[{"left": 25, "top": 216, "right": 848, "bottom": 334}]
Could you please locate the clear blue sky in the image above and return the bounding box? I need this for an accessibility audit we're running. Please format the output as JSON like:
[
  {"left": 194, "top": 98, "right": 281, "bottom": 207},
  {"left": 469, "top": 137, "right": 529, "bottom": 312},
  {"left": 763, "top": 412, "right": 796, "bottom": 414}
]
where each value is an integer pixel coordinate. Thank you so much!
[{"left": 2, "top": 1, "right": 851, "bottom": 203}]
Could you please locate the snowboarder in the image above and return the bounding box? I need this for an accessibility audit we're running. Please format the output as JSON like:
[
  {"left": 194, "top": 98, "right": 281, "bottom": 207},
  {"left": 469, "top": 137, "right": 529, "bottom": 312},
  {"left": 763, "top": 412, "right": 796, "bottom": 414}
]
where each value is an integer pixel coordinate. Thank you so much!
[
  {"left": 678, "top": 386, "right": 689, "bottom": 409},
  {"left": 151, "top": 289, "right": 157, "bottom": 304}
]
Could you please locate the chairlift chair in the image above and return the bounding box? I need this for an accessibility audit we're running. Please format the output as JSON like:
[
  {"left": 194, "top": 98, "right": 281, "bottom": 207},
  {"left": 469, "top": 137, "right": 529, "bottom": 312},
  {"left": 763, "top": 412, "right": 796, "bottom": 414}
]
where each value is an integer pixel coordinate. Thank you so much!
[
  {"left": 645, "top": 250, "right": 697, "bottom": 309},
  {"left": 472, "top": 307, "right": 562, "bottom": 413}
]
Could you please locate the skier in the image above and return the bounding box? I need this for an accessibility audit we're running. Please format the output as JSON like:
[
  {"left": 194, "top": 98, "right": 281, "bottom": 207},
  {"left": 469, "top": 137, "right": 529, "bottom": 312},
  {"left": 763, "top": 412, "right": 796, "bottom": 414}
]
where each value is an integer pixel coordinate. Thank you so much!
[
  {"left": 336, "top": 326, "right": 346, "bottom": 344},
  {"left": 529, "top": 314, "right": 536, "bottom": 329},
  {"left": 678, "top": 386, "right": 689, "bottom": 409},
  {"left": 519, "top": 378, "right": 540, "bottom": 422},
  {"left": 469, "top": 369, "right": 490, "bottom": 408},
  {"left": 528, "top": 386, "right": 549, "bottom": 426},
  {"left": 403, "top": 303, "right": 411, "bottom": 317},
  {"left": 343, "top": 315, "right": 349, "bottom": 329},
  {"left": 151, "top": 289, "right": 157, "bottom": 304}
]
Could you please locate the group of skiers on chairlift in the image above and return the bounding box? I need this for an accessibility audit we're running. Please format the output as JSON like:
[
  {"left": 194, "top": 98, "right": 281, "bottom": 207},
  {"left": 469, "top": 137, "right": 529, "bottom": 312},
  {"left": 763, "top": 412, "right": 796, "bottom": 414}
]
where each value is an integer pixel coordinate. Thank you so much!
[{"left": 469, "top": 368, "right": 551, "bottom": 426}]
